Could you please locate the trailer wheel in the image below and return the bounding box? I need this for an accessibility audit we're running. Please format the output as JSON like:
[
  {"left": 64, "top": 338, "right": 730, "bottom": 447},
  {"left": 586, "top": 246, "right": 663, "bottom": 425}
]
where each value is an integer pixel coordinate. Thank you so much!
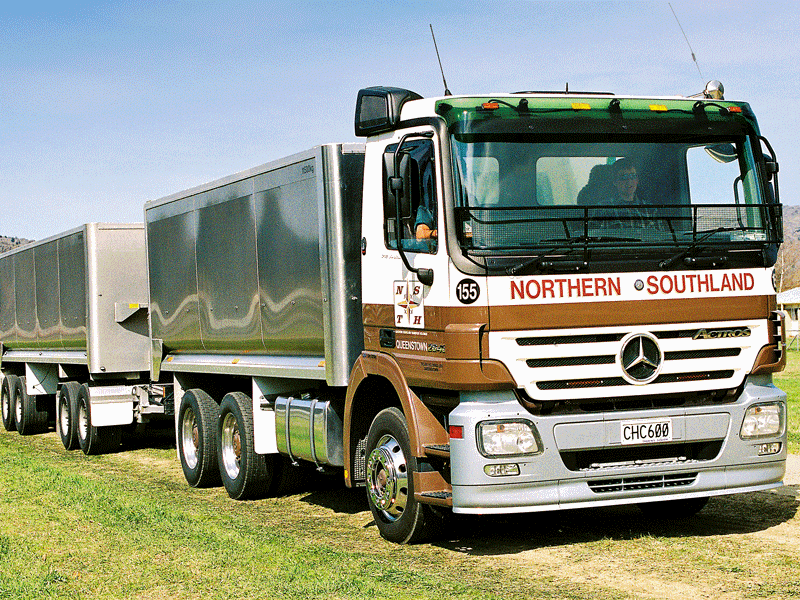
[
  {"left": 637, "top": 496, "right": 709, "bottom": 518},
  {"left": 76, "top": 384, "right": 122, "bottom": 455},
  {"left": 217, "top": 391, "right": 279, "bottom": 500},
  {"left": 178, "top": 389, "right": 220, "bottom": 487},
  {"left": 365, "top": 407, "right": 434, "bottom": 544},
  {"left": 14, "top": 376, "right": 49, "bottom": 436},
  {"left": 57, "top": 382, "right": 81, "bottom": 450},
  {"left": 1, "top": 374, "right": 18, "bottom": 432}
]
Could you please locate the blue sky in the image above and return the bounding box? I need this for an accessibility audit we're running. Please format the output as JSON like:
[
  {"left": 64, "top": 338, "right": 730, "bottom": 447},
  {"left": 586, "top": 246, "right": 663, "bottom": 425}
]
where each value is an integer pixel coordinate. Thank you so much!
[{"left": 1, "top": 0, "right": 798, "bottom": 240}]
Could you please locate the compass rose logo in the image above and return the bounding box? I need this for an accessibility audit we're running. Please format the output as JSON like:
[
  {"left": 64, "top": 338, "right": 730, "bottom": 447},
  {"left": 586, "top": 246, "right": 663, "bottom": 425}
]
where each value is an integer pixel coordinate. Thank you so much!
[{"left": 394, "top": 280, "right": 425, "bottom": 328}]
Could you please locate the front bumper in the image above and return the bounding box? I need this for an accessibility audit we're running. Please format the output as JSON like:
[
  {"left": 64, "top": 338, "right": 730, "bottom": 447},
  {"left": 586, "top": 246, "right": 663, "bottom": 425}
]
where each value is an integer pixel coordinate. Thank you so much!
[{"left": 448, "top": 376, "right": 787, "bottom": 514}]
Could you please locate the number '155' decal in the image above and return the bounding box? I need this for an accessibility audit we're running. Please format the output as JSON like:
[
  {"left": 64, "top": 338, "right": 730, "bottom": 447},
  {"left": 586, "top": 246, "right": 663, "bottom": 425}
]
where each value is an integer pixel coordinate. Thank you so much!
[{"left": 456, "top": 279, "right": 480, "bottom": 304}]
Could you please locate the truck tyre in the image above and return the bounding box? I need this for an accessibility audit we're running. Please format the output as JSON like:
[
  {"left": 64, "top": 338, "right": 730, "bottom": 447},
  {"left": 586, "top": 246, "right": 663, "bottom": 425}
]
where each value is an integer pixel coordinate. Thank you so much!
[
  {"left": 365, "top": 407, "right": 435, "bottom": 544},
  {"left": 76, "top": 384, "right": 122, "bottom": 455},
  {"left": 15, "top": 377, "right": 49, "bottom": 436},
  {"left": 57, "top": 382, "right": 81, "bottom": 450},
  {"left": 217, "top": 391, "right": 280, "bottom": 500},
  {"left": 178, "top": 389, "right": 220, "bottom": 487},
  {"left": 1, "top": 374, "right": 18, "bottom": 432},
  {"left": 637, "top": 496, "right": 709, "bottom": 518}
]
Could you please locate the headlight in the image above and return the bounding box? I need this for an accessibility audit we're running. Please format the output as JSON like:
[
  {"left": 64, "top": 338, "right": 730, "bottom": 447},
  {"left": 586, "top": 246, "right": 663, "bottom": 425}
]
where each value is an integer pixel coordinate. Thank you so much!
[
  {"left": 740, "top": 403, "right": 784, "bottom": 439},
  {"left": 477, "top": 420, "right": 541, "bottom": 458}
]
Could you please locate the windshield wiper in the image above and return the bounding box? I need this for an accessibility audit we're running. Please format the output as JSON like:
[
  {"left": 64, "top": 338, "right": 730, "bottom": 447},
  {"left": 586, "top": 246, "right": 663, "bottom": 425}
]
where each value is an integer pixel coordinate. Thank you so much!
[
  {"left": 505, "top": 235, "right": 641, "bottom": 276},
  {"left": 658, "top": 227, "right": 738, "bottom": 270}
]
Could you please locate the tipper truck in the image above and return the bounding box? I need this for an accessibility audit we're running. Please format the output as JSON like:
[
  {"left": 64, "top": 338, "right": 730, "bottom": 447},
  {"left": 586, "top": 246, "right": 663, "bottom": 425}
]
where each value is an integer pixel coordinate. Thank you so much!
[{"left": 1, "top": 81, "right": 788, "bottom": 543}]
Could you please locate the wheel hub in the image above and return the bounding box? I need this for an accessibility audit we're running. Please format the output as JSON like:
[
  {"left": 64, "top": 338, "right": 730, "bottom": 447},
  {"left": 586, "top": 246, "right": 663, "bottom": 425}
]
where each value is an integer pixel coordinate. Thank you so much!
[{"left": 366, "top": 434, "right": 409, "bottom": 520}]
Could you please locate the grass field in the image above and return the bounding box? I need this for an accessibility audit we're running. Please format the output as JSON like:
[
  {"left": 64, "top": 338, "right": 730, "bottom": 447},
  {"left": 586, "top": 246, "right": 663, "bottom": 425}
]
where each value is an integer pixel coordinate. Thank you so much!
[
  {"left": 774, "top": 349, "right": 800, "bottom": 453},
  {"left": 0, "top": 356, "right": 798, "bottom": 600}
]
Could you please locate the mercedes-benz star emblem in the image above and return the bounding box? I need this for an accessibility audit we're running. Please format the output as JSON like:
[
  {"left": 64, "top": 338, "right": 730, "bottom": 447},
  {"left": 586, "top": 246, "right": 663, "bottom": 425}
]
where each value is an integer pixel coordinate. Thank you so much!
[{"left": 619, "top": 333, "right": 663, "bottom": 384}]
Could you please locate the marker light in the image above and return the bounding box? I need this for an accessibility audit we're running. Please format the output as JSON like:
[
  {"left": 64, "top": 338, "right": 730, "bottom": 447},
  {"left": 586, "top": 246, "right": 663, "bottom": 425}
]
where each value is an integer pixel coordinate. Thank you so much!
[
  {"left": 740, "top": 403, "right": 784, "bottom": 439},
  {"left": 481, "top": 102, "right": 500, "bottom": 110},
  {"left": 649, "top": 104, "right": 668, "bottom": 112},
  {"left": 571, "top": 102, "right": 591, "bottom": 111},
  {"left": 449, "top": 425, "right": 464, "bottom": 439}
]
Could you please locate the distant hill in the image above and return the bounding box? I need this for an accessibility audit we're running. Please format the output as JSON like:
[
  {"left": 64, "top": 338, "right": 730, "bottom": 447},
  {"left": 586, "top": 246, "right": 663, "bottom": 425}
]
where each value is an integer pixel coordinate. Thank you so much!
[
  {"left": 0, "top": 235, "right": 33, "bottom": 253},
  {"left": 777, "top": 205, "right": 800, "bottom": 292}
]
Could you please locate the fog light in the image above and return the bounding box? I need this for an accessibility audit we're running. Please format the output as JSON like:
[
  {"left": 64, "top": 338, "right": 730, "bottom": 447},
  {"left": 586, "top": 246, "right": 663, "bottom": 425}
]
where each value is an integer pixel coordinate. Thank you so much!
[
  {"left": 758, "top": 442, "right": 781, "bottom": 456},
  {"left": 477, "top": 420, "right": 541, "bottom": 458},
  {"left": 740, "top": 403, "right": 784, "bottom": 439},
  {"left": 484, "top": 463, "right": 520, "bottom": 477}
]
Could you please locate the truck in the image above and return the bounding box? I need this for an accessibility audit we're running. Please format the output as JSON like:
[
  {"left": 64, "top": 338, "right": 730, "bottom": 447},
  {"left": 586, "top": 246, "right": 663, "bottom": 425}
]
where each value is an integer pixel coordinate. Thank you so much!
[{"left": 0, "top": 81, "right": 788, "bottom": 544}]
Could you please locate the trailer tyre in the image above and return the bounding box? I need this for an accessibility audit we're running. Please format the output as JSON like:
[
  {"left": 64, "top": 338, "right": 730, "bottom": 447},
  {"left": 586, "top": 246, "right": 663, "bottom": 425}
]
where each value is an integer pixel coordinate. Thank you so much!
[
  {"left": 365, "top": 407, "right": 434, "bottom": 544},
  {"left": 178, "top": 389, "right": 221, "bottom": 488},
  {"left": 217, "top": 391, "right": 279, "bottom": 500},
  {"left": 14, "top": 376, "right": 49, "bottom": 436},
  {"left": 1, "top": 374, "right": 18, "bottom": 432},
  {"left": 57, "top": 382, "right": 81, "bottom": 450},
  {"left": 76, "top": 384, "right": 122, "bottom": 455}
]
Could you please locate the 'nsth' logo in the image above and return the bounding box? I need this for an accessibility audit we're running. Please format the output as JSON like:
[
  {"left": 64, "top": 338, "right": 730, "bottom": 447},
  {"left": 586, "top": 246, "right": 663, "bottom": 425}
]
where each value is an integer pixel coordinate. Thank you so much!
[{"left": 692, "top": 327, "right": 751, "bottom": 340}]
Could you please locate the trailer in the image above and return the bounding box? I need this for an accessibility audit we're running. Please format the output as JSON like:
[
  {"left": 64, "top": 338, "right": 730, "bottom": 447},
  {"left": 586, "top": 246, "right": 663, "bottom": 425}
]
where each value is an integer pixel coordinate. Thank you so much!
[{"left": 0, "top": 223, "right": 168, "bottom": 454}]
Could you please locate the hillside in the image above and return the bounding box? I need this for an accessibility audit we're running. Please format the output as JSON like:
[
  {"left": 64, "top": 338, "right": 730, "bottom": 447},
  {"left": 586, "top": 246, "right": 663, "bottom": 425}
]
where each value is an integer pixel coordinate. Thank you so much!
[
  {"left": 0, "top": 235, "right": 32, "bottom": 253},
  {"left": 777, "top": 204, "right": 800, "bottom": 292}
]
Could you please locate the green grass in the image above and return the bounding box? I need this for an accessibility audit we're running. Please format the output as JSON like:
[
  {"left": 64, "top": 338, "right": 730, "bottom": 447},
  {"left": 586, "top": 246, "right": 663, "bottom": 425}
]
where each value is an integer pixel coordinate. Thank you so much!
[
  {"left": 0, "top": 432, "right": 622, "bottom": 600},
  {"left": 774, "top": 348, "right": 800, "bottom": 453},
  {"left": 2, "top": 357, "right": 800, "bottom": 599}
]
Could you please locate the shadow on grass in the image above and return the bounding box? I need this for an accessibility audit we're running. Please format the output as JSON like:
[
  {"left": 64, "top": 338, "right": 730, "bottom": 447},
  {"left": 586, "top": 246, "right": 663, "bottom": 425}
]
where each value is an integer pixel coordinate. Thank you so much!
[{"left": 432, "top": 490, "right": 799, "bottom": 555}]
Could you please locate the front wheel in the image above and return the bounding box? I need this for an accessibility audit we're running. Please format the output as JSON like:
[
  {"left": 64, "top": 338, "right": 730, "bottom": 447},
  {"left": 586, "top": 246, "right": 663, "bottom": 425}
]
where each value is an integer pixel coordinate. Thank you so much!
[
  {"left": 217, "top": 391, "right": 282, "bottom": 500},
  {"left": 365, "top": 407, "right": 435, "bottom": 544}
]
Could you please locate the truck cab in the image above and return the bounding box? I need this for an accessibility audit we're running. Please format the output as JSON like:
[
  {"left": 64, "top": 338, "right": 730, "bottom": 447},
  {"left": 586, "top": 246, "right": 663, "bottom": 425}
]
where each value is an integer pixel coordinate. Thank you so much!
[{"left": 351, "top": 84, "right": 786, "bottom": 542}]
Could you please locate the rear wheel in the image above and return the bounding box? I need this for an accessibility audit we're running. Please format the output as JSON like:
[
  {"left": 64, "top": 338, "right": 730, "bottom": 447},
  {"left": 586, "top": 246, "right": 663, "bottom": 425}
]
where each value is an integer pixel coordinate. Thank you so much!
[
  {"left": 365, "top": 407, "right": 435, "bottom": 544},
  {"left": 178, "top": 389, "right": 220, "bottom": 487},
  {"left": 217, "top": 391, "right": 281, "bottom": 500},
  {"left": 1, "top": 375, "right": 18, "bottom": 432},
  {"left": 56, "top": 382, "right": 81, "bottom": 450},
  {"left": 15, "top": 376, "right": 49, "bottom": 436},
  {"left": 76, "top": 384, "right": 122, "bottom": 455},
  {"left": 638, "top": 496, "right": 709, "bottom": 518}
]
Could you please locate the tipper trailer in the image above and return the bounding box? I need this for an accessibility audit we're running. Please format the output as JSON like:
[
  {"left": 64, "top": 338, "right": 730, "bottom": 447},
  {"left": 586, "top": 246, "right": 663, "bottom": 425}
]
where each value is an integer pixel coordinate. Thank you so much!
[
  {"left": 0, "top": 223, "right": 169, "bottom": 454},
  {"left": 1, "top": 82, "right": 789, "bottom": 543}
]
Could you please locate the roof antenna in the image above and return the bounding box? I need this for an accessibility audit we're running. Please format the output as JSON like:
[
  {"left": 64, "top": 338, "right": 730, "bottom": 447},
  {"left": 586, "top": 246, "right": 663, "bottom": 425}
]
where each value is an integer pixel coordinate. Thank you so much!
[
  {"left": 429, "top": 24, "right": 452, "bottom": 96},
  {"left": 669, "top": 3, "right": 705, "bottom": 84}
]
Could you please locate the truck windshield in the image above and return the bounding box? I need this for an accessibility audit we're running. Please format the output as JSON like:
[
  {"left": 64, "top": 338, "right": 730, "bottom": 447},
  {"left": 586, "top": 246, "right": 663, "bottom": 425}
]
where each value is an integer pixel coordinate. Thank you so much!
[{"left": 450, "top": 133, "right": 780, "bottom": 269}]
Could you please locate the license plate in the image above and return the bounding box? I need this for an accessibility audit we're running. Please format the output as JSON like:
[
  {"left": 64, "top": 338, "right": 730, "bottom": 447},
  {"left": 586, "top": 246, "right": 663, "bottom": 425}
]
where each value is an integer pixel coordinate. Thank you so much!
[{"left": 620, "top": 418, "right": 673, "bottom": 445}]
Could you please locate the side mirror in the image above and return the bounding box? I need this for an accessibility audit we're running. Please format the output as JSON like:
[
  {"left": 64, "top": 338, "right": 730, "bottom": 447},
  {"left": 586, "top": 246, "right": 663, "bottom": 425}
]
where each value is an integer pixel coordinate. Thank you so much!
[{"left": 383, "top": 152, "right": 414, "bottom": 221}]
